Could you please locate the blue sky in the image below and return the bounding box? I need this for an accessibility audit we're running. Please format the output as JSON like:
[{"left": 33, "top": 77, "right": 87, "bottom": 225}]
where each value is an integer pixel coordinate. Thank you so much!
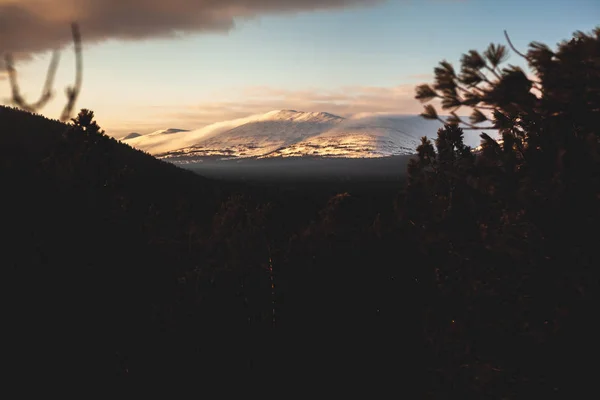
[{"left": 3, "top": 0, "right": 599, "bottom": 137}]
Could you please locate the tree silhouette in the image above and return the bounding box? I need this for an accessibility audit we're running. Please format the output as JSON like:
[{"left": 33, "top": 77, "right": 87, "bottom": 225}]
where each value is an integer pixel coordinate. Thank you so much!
[
  {"left": 408, "top": 27, "right": 600, "bottom": 396},
  {"left": 71, "top": 109, "right": 104, "bottom": 135}
]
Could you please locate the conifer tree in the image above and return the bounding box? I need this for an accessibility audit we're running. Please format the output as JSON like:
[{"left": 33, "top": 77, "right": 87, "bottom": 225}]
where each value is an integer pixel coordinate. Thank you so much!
[{"left": 408, "top": 27, "right": 600, "bottom": 396}]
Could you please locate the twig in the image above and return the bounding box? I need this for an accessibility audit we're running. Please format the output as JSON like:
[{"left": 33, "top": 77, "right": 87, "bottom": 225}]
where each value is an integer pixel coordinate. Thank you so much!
[
  {"left": 5, "top": 50, "right": 60, "bottom": 112},
  {"left": 504, "top": 30, "right": 530, "bottom": 61},
  {"left": 4, "top": 22, "right": 82, "bottom": 121},
  {"left": 60, "top": 23, "right": 83, "bottom": 122},
  {"left": 477, "top": 70, "right": 494, "bottom": 85},
  {"left": 484, "top": 65, "right": 502, "bottom": 81}
]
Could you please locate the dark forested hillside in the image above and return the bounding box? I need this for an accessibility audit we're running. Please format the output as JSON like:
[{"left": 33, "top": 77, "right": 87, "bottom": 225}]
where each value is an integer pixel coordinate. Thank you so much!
[
  {"left": 1, "top": 106, "right": 233, "bottom": 379},
  {"left": 2, "top": 107, "right": 227, "bottom": 280},
  {"left": 1, "top": 106, "right": 420, "bottom": 388}
]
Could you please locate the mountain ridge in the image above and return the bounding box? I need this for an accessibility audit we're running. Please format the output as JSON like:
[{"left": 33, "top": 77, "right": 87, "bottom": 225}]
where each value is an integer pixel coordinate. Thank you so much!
[{"left": 123, "top": 109, "right": 491, "bottom": 161}]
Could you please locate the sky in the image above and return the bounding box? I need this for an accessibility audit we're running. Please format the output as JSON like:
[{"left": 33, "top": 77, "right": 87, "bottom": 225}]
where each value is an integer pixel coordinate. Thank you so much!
[{"left": 1, "top": 0, "right": 599, "bottom": 138}]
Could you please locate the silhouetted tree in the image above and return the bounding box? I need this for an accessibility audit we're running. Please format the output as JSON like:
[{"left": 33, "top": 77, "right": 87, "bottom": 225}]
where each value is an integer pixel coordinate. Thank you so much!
[
  {"left": 71, "top": 109, "right": 102, "bottom": 133},
  {"left": 408, "top": 26, "right": 600, "bottom": 396}
]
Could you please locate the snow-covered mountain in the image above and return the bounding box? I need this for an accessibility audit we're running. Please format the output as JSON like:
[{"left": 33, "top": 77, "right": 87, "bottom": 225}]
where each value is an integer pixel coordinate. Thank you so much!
[
  {"left": 122, "top": 110, "right": 491, "bottom": 161},
  {"left": 122, "top": 132, "right": 142, "bottom": 140}
]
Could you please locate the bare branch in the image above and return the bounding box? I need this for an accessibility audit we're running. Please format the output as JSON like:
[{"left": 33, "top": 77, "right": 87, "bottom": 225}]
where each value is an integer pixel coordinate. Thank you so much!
[
  {"left": 60, "top": 23, "right": 83, "bottom": 122},
  {"left": 504, "top": 30, "right": 530, "bottom": 61},
  {"left": 5, "top": 50, "right": 60, "bottom": 112},
  {"left": 4, "top": 22, "right": 82, "bottom": 121},
  {"left": 35, "top": 52, "right": 61, "bottom": 109}
]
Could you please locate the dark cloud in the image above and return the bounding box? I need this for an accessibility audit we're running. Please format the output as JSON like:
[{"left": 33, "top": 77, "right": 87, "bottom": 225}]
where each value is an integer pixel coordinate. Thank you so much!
[{"left": 0, "top": 0, "right": 382, "bottom": 57}]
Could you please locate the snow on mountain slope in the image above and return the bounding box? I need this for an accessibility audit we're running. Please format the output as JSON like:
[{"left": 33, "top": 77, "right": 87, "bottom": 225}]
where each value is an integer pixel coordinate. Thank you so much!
[
  {"left": 122, "top": 114, "right": 266, "bottom": 154},
  {"left": 150, "top": 128, "right": 190, "bottom": 135},
  {"left": 338, "top": 113, "right": 488, "bottom": 148},
  {"left": 262, "top": 114, "right": 449, "bottom": 158},
  {"left": 264, "top": 126, "right": 418, "bottom": 158},
  {"left": 165, "top": 110, "right": 345, "bottom": 159},
  {"left": 122, "top": 132, "right": 142, "bottom": 140},
  {"left": 124, "top": 110, "right": 493, "bottom": 160}
]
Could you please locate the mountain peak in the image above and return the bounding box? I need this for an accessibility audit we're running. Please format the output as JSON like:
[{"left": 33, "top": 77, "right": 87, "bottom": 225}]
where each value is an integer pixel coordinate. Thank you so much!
[
  {"left": 124, "top": 111, "right": 491, "bottom": 159},
  {"left": 262, "top": 109, "right": 344, "bottom": 123},
  {"left": 122, "top": 132, "right": 141, "bottom": 140},
  {"left": 145, "top": 128, "right": 190, "bottom": 137},
  {"left": 161, "top": 128, "right": 189, "bottom": 135}
]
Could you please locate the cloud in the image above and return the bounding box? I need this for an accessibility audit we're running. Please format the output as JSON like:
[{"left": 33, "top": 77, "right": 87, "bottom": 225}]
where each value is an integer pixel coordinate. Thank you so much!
[
  {"left": 172, "top": 84, "right": 423, "bottom": 121},
  {"left": 0, "top": 0, "right": 383, "bottom": 57},
  {"left": 108, "top": 83, "right": 454, "bottom": 137}
]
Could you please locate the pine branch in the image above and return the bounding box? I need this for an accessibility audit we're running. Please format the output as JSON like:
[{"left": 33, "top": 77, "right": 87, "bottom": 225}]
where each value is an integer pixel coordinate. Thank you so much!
[
  {"left": 470, "top": 108, "right": 488, "bottom": 124},
  {"left": 477, "top": 70, "right": 494, "bottom": 85},
  {"left": 461, "top": 126, "right": 497, "bottom": 130},
  {"left": 455, "top": 83, "right": 495, "bottom": 109},
  {"left": 484, "top": 65, "right": 502, "bottom": 81},
  {"left": 416, "top": 84, "right": 440, "bottom": 103},
  {"left": 470, "top": 84, "right": 489, "bottom": 98},
  {"left": 421, "top": 104, "right": 440, "bottom": 120},
  {"left": 483, "top": 44, "right": 508, "bottom": 79},
  {"left": 455, "top": 83, "right": 479, "bottom": 95},
  {"left": 449, "top": 113, "right": 498, "bottom": 130}
]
